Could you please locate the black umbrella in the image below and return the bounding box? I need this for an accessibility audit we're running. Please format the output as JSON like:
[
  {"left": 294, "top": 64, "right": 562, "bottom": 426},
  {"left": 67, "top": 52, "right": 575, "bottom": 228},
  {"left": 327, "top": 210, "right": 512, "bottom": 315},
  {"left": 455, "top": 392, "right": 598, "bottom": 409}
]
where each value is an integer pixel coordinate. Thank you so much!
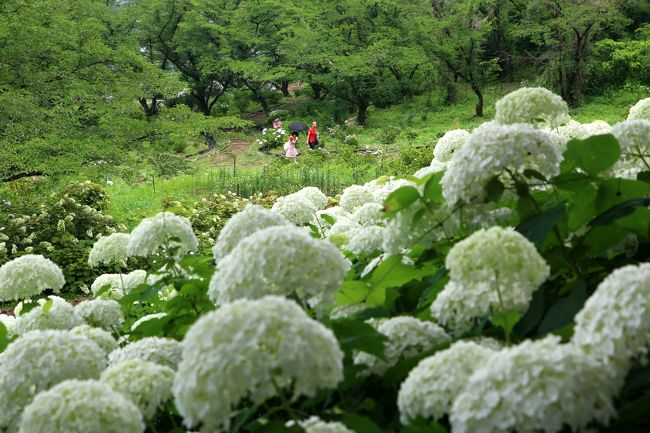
[{"left": 289, "top": 122, "right": 309, "bottom": 132}]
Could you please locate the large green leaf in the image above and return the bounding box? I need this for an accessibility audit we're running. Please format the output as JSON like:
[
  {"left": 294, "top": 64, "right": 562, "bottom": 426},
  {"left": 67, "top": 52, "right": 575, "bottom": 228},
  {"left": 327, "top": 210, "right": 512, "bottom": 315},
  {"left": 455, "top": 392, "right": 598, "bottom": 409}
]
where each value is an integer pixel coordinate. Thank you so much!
[
  {"left": 341, "top": 414, "right": 382, "bottom": 433},
  {"left": 0, "top": 322, "right": 8, "bottom": 352},
  {"left": 563, "top": 134, "right": 620, "bottom": 176},
  {"left": 537, "top": 281, "right": 587, "bottom": 335},
  {"left": 516, "top": 203, "right": 565, "bottom": 246},
  {"left": 484, "top": 176, "right": 505, "bottom": 203},
  {"left": 327, "top": 318, "right": 388, "bottom": 360},
  {"left": 384, "top": 186, "right": 420, "bottom": 214},
  {"left": 336, "top": 281, "right": 371, "bottom": 306},
  {"left": 423, "top": 172, "right": 445, "bottom": 204}
]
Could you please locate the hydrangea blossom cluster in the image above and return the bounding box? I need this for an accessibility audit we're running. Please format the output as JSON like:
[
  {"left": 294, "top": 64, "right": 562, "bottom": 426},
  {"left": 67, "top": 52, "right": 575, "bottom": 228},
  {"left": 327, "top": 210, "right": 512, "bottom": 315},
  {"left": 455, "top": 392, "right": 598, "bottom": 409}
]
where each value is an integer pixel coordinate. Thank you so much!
[
  {"left": 0, "top": 330, "right": 106, "bottom": 431},
  {"left": 495, "top": 87, "right": 570, "bottom": 128},
  {"left": 173, "top": 296, "right": 344, "bottom": 432},
  {"left": 13, "top": 296, "right": 84, "bottom": 335},
  {"left": 0, "top": 254, "right": 65, "bottom": 301},
  {"left": 91, "top": 270, "right": 147, "bottom": 300},
  {"left": 100, "top": 359, "right": 175, "bottom": 420},
  {"left": 316, "top": 206, "right": 351, "bottom": 229},
  {"left": 355, "top": 317, "right": 450, "bottom": 375},
  {"left": 628, "top": 97, "right": 650, "bottom": 120},
  {"left": 339, "top": 185, "right": 378, "bottom": 213},
  {"left": 271, "top": 193, "right": 318, "bottom": 225},
  {"left": 292, "top": 417, "right": 355, "bottom": 433},
  {"left": 18, "top": 380, "right": 144, "bottom": 433},
  {"left": 572, "top": 263, "right": 650, "bottom": 370},
  {"left": 74, "top": 299, "right": 124, "bottom": 329},
  {"left": 108, "top": 337, "right": 183, "bottom": 370},
  {"left": 555, "top": 120, "right": 589, "bottom": 139},
  {"left": 71, "top": 325, "right": 118, "bottom": 354},
  {"left": 126, "top": 211, "right": 198, "bottom": 258},
  {"left": 609, "top": 120, "right": 650, "bottom": 178},
  {"left": 327, "top": 218, "right": 361, "bottom": 239},
  {"left": 211, "top": 204, "right": 290, "bottom": 264},
  {"left": 431, "top": 227, "right": 549, "bottom": 333},
  {"left": 87, "top": 233, "right": 130, "bottom": 267},
  {"left": 398, "top": 341, "right": 496, "bottom": 424},
  {"left": 351, "top": 202, "right": 384, "bottom": 227},
  {"left": 345, "top": 226, "right": 386, "bottom": 255},
  {"left": 450, "top": 337, "right": 617, "bottom": 433},
  {"left": 364, "top": 177, "right": 413, "bottom": 203},
  {"left": 433, "top": 129, "right": 470, "bottom": 163},
  {"left": 441, "top": 122, "right": 565, "bottom": 206},
  {"left": 209, "top": 226, "right": 350, "bottom": 314},
  {"left": 295, "top": 186, "right": 329, "bottom": 210}
]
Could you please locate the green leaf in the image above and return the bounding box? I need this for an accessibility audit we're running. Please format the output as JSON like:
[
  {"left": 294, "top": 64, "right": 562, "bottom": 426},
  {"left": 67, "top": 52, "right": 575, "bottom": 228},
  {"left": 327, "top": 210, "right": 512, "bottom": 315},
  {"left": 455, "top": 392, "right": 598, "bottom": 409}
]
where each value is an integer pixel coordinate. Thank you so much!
[
  {"left": 41, "top": 298, "right": 53, "bottom": 313},
  {"left": 484, "top": 176, "right": 505, "bottom": 203},
  {"left": 400, "top": 421, "right": 448, "bottom": 433},
  {"left": 490, "top": 309, "right": 520, "bottom": 336},
  {"left": 537, "top": 281, "right": 586, "bottom": 335},
  {"left": 516, "top": 203, "right": 565, "bottom": 245},
  {"left": 336, "top": 281, "right": 370, "bottom": 306},
  {"left": 423, "top": 172, "right": 444, "bottom": 204},
  {"left": 321, "top": 213, "right": 336, "bottom": 225},
  {"left": 416, "top": 268, "right": 448, "bottom": 310},
  {"left": 367, "top": 256, "right": 434, "bottom": 306},
  {"left": 327, "top": 318, "right": 388, "bottom": 360},
  {"left": 564, "top": 134, "right": 620, "bottom": 176},
  {"left": 590, "top": 198, "right": 650, "bottom": 227},
  {"left": 384, "top": 186, "right": 420, "bottom": 214},
  {"left": 0, "top": 322, "right": 8, "bottom": 352},
  {"left": 515, "top": 289, "right": 545, "bottom": 337},
  {"left": 341, "top": 414, "right": 382, "bottom": 433}
]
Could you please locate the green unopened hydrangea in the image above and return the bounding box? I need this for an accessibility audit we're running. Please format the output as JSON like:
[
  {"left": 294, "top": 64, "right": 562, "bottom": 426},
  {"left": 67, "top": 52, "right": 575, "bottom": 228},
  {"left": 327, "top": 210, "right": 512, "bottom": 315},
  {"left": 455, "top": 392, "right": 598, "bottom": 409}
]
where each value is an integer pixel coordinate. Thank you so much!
[
  {"left": 75, "top": 299, "right": 124, "bottom": 329},
  {"left": 18, "top": 380, "right": 144, "bottom": 433},
  {"left": 628, "top": 97, "right": 650, "bottom": 120},
  {"left": 209, "top": 226, "right": 350, "bottom": 314},
  {"left": 355, "top": 317, "right": 450, "bottom": 376},
  {"left": 339, "top": 185, "right": 378, "bottom": 213},
  {"left": 572, "top": 263, "right": 650, "bottom": 370},
  {"left": 450, "top": 336, "right": 617, "bottom": 433},
  {"left": 345, "top": 226, "right": 386, "bottom": 255},
  {"left": 351, "top": 202, "right": 384, "bottom": 227},
  {"left": 434, "top": 129, "right": 470, "bottom": 163},
  {"left": 13, "top": 296, "right": 83, "bottom": 335},
  {"left": 431, "top": 227, "right": 549, "bottom": 333},
  {"left": 127, "top": 212, "right": 198, "bottom": 258},
  {"left": 0, "top": 330, "right": 106, "bottom": 431},
  {"left": 212, "top": 204, "right": 290, "bottom": 263},
  {"left": 398, "top": 341, "right": 496, "bottom": 424},
  {"left": 173, "top": 296, "right": 344, "bottom": 432},
  {"left": 108, "top": 337, "right": 182, "bottom": 370},
  {"left": 296, "top": 186, "right": 329, "bottom": 210},
  {"left": 495, "top": 87, "right": 570, "bottom": 128},
  {"left": 0, "top": 254, "right": 65, "bottom": 301},
  {"left": 271, "top": 193, "right": 317, "bottom": 225},
  {"left": 292, "top": 417, "right": 355, "bottom": 433},
  {"left": 71, "top": 325, "right": 118, "bottom": 354},
  {"left": 101, "top": 359, "right": 174, "bottom": 420},
  {"left": 441, "top": 123, "right": 565, "bottom": 206},
  {"left": 88, "top": 233, "right": 130, "bottom": 267}
]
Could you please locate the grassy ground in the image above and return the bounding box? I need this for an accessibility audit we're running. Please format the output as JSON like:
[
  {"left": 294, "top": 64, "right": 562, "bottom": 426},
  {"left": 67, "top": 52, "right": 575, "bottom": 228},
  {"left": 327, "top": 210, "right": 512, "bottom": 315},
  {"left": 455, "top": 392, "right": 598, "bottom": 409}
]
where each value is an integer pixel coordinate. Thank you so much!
[{"left": 104, "top": 83, "right": 641, "bottom": 225}]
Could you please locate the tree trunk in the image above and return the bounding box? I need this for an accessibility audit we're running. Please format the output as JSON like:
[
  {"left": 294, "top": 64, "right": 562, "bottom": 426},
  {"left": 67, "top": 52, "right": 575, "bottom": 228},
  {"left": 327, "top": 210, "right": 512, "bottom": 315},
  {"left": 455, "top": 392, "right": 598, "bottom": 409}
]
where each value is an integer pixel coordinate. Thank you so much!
[
  {"left": 444, "top": 80, "right": 458, "bottom": 105},
  {"left": 310, "top": 83, "right": 324, "bottom": 100},
  {"left": 356, "top": 99, "right": 370, "bottom": 126},
  {"left": 470, "top": 82, "right": 484, "bottom": 117},
  {"left": 279, "top": 80, "right": 290, "bottom": 97},
  {"left": 201, "top": 132, "right": 216, "bottom": 150},
  {"left": 138, "top": 97, "right": 159, "bottom": 117},
  {"left": 192, "top": 91, "right": 211, "bottom": 116}
]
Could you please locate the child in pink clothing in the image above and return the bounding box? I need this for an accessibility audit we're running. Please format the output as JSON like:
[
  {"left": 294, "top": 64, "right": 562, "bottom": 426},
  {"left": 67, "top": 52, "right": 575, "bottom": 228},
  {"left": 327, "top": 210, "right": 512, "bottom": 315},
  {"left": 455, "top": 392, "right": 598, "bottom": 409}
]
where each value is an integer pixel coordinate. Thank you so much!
[{"left": 285, "top": 132, "right": 298, "bottom": 162}]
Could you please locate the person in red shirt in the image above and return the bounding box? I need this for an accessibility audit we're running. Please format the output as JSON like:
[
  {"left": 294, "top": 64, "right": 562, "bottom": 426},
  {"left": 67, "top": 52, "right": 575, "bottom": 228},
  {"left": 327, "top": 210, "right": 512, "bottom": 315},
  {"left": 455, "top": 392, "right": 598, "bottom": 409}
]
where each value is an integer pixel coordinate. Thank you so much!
[{"left": 307, "top": 121, "right": 319, "bottom": 149}]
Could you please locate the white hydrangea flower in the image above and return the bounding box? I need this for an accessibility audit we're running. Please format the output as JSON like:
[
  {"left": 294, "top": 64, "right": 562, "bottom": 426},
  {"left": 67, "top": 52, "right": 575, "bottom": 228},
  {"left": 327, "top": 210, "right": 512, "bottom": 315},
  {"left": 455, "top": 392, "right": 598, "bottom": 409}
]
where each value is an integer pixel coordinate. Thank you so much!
[
  {"left": 339, "top": 185, "right": 378, "bottom": 213},
  {"left": 100, "top": 359, "right": 174, "bottom": 420},
  {"left": 18, "top": 380, "right": 144, "bottom": 433},
  {"left": 609, "top": 120, "right": 650, "bottom": 178},
  {"left": 0, "top": 330, "right": 106, "bottom": 431},
  {"left": 554, "top": 119, "right": 588, "bottom": 139},
  {"left": 450, "top": 336, "right": 617, "bottom": 433},
  {"left": 316, "top": 206, "right": 353, "bottom": 235},
  {"left": 271, "top": 194, "right": 317, "bottom": 225},
  {"left": 293, "top": 416, "right": 355, "bottom": 433},
  {"left": 108, "top": 337, "right": 182, "bottom": 370},
  {"left": 71, "top": 325, "right": 118, "bottom": 354},
  {"left": 431, "top": 227, "right": 549, "bottom": 333},
  {"left": 628, "top": 97, "right": 650, "bottom": 120},
  {"left": 495, "top": 87, "right": 570, "bottom": 128},
  {"left": 296, "top": 186, "right": 329, "bottom": 210},
  {"left": 351, "top": 202, "right": 385, "bottom": 227},
  {"left": 0, "top": 313, "right": 16, "bottom": 337},
  {"left": 126, "top": 212, "right": 198, "bottom": 258},
  {"left": 345, "top": 226, "right": 385, "bottom": 255},
  {"left": 75, "top": 299, "right": 124, "bottom": 329},
  {"left": 434, "top": 129, "right": 470, "bottom": 162},
  {"left": 583, "top": 120, "right": 611, "bottom": 136},
  {"left": 173, "top": 296, "right": 344, "bottom": 432},
  {"left": 91, "top": 270, "right": 146, "bottom": 300},
  {"left": 414, "top": 162, "right": 445, "bottom": 179},
  {"left": 355, "top": 317, "right": 450, "bottom": 375},
  {"left": 14, "top": 296, "right": 84, "bottom": 335},
  {"left": 124, "top": 269, "right": 147, "bottom": 290},
  {"left": 87, "top": 233, "right": 130, "bottom": 267},
  {"left": 131, "top": 313, "right": 167, "bottom": 332},
  {"left": 0, "top": 254, "right": 65, "bottom": 301},
  {"left": 209, "top": 226, "right": 350, "bottom": 315},
  {"left": 397, "top": 341, "right": 496, "bottom": 424},
  {"left": 441, "top": 122, "right": 565, "bottom": 206},
  {"left": 365, "top": 177, "right": 414, "bottom": 203},
  {"left": 211, "top": 204, "right": 290, "bottom": 264},
  {"left": 327, "top": 218, "right": 361, "bottom": 238},
  {"left": 572, "top": 263, "right": 650, "bottom": 370}
]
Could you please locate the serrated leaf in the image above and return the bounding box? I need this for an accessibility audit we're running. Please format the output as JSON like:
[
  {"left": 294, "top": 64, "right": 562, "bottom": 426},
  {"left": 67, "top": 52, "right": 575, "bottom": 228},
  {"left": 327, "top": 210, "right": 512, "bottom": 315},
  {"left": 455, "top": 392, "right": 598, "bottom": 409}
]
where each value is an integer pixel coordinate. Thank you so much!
[{"left": 564, "top": 134, "right": 620, "bottom": 176}]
